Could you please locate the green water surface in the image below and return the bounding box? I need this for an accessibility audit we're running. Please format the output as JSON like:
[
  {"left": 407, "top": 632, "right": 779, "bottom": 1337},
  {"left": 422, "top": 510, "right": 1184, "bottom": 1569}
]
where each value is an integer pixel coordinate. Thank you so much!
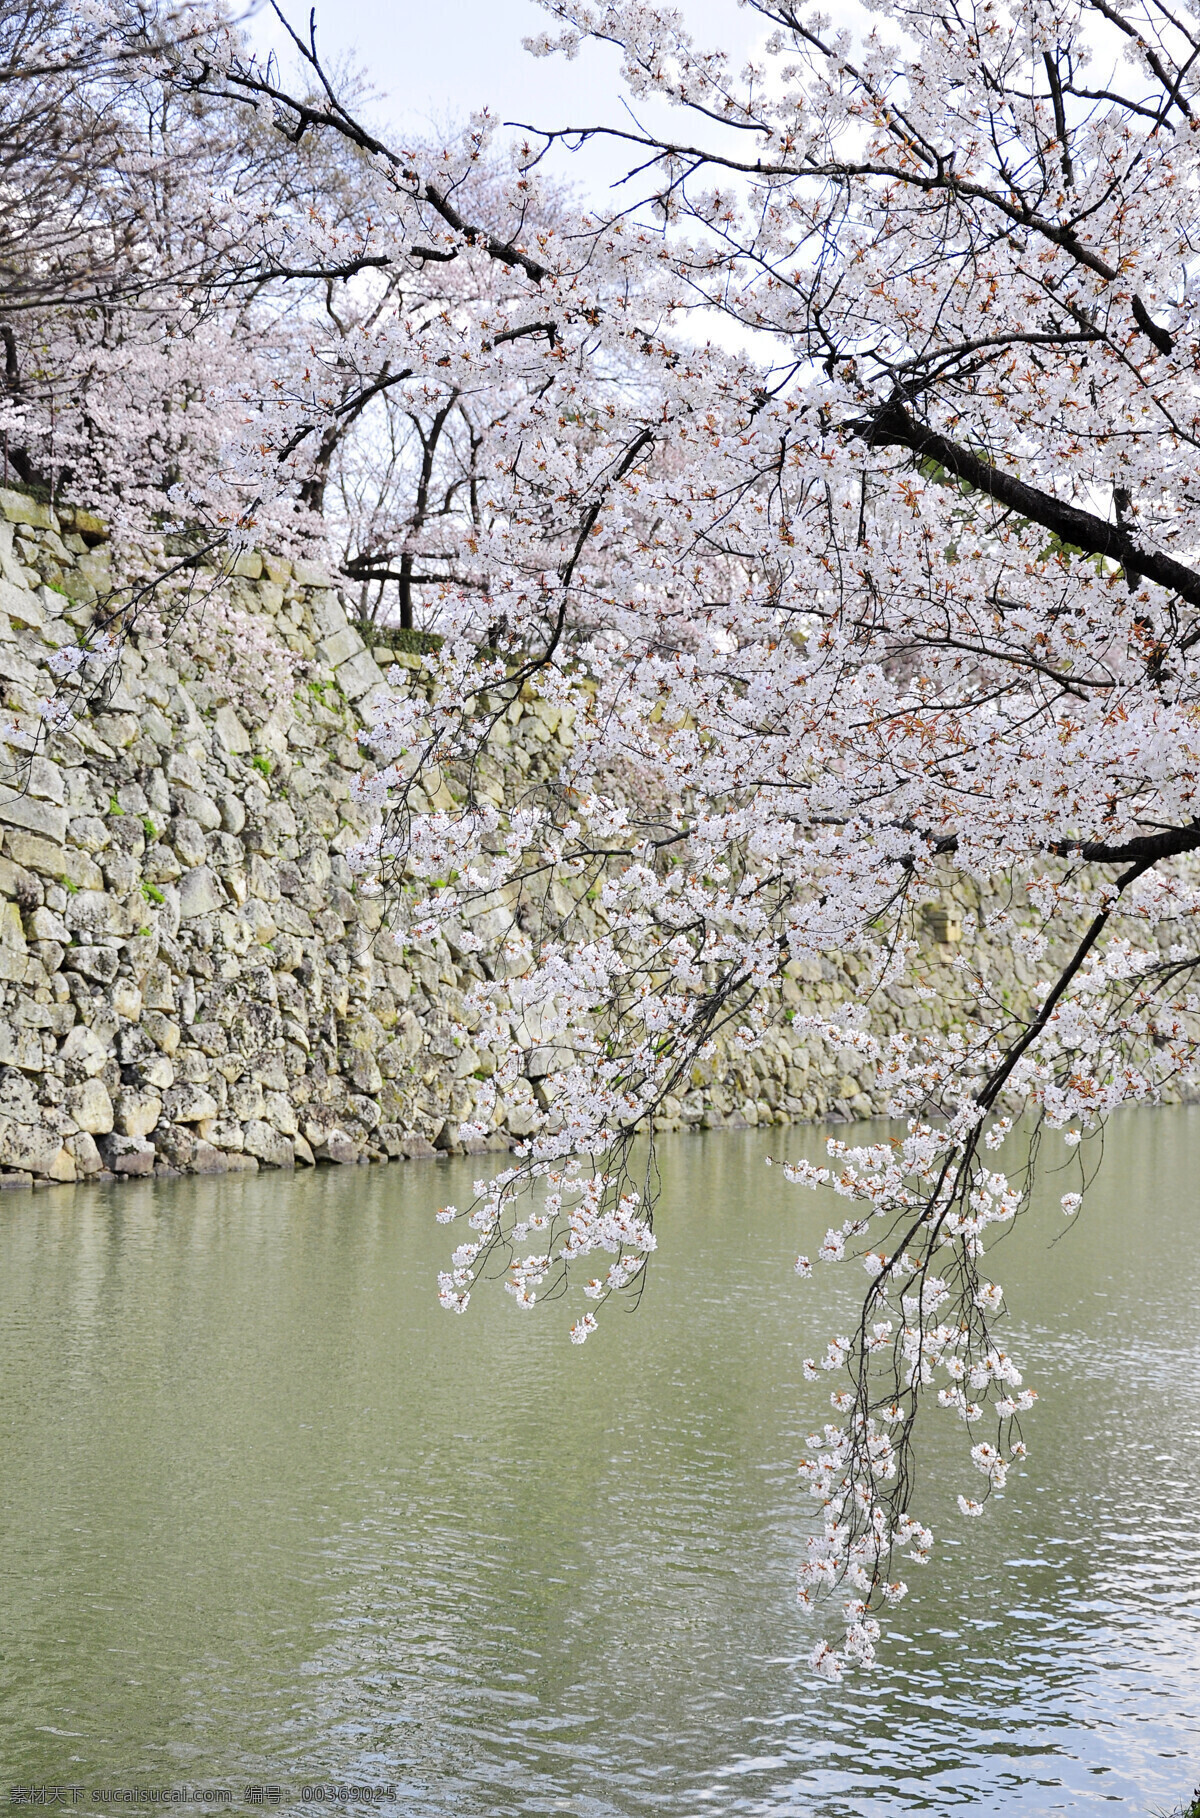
[{"left": 1, "top": 1113, "right": 1198, "bottom": 1815}]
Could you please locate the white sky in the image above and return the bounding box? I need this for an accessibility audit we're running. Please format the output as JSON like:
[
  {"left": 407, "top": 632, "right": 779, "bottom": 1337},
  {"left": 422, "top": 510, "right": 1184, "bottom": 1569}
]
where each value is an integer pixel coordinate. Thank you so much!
[{"left": 251, "top": 0, "right": 771, "bottom": 200}]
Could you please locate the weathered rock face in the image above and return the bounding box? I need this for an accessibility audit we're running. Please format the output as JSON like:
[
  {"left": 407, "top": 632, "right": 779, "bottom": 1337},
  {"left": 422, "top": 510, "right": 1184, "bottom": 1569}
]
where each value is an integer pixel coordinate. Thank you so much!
[{"left": 0, "top": 485, "right": 1096, "bottom": 1188}]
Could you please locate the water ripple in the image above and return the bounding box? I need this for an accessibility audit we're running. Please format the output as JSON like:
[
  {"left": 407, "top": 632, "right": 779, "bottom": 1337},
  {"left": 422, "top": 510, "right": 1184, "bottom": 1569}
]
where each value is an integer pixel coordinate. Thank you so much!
[{"left": 0, "top": 1114, "right": 1197, "bottom": 1814}]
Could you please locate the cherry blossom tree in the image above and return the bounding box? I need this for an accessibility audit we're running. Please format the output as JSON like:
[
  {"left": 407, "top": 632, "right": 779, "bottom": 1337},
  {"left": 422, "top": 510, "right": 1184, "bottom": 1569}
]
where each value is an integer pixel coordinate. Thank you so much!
[
  {"left": 17, "top": 0, "right": 1200, "bottom": 1680},
  {"left": 0, "top": 0, "right": 593, "bottom": 747},
  {"left": 226, "top": 0, "right": 1200, "bottom": 1679},
  {"left": 2, "top": 0, "right": 615, "bottom": 661},
  {"left": 0, "top": 0, "right": 279, "bottom": 520}
]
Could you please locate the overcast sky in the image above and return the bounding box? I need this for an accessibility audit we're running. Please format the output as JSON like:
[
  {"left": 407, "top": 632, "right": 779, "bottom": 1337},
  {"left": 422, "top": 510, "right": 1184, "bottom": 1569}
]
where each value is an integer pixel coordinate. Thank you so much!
[{"left": 252, "top": 0, "right": 770, "bottom": 199}]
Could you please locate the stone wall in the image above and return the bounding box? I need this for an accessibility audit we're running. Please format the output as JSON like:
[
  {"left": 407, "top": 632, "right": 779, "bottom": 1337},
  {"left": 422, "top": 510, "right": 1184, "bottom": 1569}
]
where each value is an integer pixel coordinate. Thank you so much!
[{"left": 0, "top": 484, "right": 1067, "bottom": 1187}]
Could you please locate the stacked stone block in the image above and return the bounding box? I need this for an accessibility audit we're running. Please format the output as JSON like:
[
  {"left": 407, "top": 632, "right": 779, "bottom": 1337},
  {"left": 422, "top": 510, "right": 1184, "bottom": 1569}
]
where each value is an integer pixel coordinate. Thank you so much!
[{"left": 0, "top": 484, "right": 1130, "bottom": 1187}]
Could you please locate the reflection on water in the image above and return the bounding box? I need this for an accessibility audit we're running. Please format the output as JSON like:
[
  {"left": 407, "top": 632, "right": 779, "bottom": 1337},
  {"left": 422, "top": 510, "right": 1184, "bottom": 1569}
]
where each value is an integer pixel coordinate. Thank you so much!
[{"left": 1, "top": 1112, "right": 1198, "bottom": 1815}]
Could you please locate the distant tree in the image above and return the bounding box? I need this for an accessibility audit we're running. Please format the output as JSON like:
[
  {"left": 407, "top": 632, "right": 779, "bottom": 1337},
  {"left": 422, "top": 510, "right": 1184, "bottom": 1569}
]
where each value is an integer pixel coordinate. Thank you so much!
[{"left": 0, "top": 0, "right": 606, "bottom": 702}]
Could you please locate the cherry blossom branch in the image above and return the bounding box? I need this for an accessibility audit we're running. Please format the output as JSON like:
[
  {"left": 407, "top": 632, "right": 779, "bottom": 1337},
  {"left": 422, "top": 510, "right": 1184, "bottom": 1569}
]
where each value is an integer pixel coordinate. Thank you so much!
[
  {"left": 851, "top": 397, "right": 1200, "bottom": 611},
  {"left": 209, "top": 8, "right": 551, "bottom": 285}
]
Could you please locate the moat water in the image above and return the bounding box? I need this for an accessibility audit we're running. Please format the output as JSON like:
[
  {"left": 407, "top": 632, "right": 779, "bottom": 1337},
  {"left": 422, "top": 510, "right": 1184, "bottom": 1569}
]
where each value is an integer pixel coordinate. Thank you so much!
[{"left": 1, "top": 1113, "right": 1198, "bottom": 1815}]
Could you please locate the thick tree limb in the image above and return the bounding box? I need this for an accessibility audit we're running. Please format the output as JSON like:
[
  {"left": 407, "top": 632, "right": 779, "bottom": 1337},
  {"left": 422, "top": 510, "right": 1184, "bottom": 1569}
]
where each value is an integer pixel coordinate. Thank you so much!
[
  {"left": 852, "top": 396, "right": 1200, "bottom": 609},
  {"left": 915, "top": 820, "right": 1200, "bottom": 867},
  {"left": 485, "top": 321, "right": 559, "bottom": 350},
  {"left": 230, "top": 256, "right": 392, "bottom": 286},
  {"left": 1068, "top": 823, "right": 1200, "bottom": 864},
  {"left": 1131, "top": 294, "right": 1174, "bottom": 355}
]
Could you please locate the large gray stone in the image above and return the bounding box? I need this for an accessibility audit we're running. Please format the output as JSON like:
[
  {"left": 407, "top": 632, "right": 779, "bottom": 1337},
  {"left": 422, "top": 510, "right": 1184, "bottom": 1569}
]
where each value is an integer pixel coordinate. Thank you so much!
[
  {"left": 173, "top": 787, "right": 222, "bottom": 831},
  {"left": 142, "top": 1011, "right": 181, "bottom": 1054},
  {"left": 91, "top": 713, "right": 139, "bottom": 749},
  {"left": 0, "top": 794, "right": 68, "bottom": 843},
  {"left": 346, "top": 1051, "right": 383, "bottom": 1094},
  {"left": 0, "top": 646, "right": 38, "bottom": 687},
  {"left": 67, "top": 1130, "right": 103, "bottom": 1175},
  {"left": 302, "top": 583, "right": 343, "bottom": 630},
  {"left": 0, "top": 901, "right": 25, "bottom": 953},
  {"left": 166, "top": 751, "right": 203, "bottom": 790},
  {"left": 153, "top": 1125, "right": 198, "bottom": 1169},
  {"left": 335, "top": 648, "right": 384, "bottom": 701},
  {"left": 0, "top": 487, "right": 56, "bottom": 530},
  {"left": 26, "top": 756, "right": 64, "bottom": 803},
  {"left": 161, "top": 1084, "right": 219, "bottom": 1124},
  {"left": 171, "top": 818, "right": 208, "bottom": 868},
  {"left": 67, "top": 814, "right": 110, "bottom": 853},
  {"left": 100, "top": 1133, "right": 155, "bottom": 1176},
  {"left": 228, "top": 1078, "right": 265, "bottom": 1121},
  {"left": 65, "top": 946, "right": 120, "bottom": 984},
  {"left": 304, "top": 1119, "right": 358, "bottom": 1164},
  {"left": 318, "top": 626, "right": 365, "bottom": 667},
  {"left": 243, "top": 1119, "right": 293, "bottom": 1167},
  {"left": 201, "top": 1118, "right": 244, "bottom": 1152},
  {"left": 104, "top": 680, "right": 142, "bottom": 714},
  {"left": 190, "top": 1140, "right": 229, "bottom": 1174},
  {"left": 64, "top": 890, "right": 130, "bottom": 938},
  {"left": 188, "top": 1022, "right": 228, "bottom": 1057},
  {"left": 65, "top": 1078, "right": 114, "bottom": 1135},
  {"left": 59, "top": 1024, "right": 109, "bottom": 1076},
  {"left": 0, "top": 525, "right": 27, "bottom": 593},
  {"left": 239, "top": 899, "right": 277, "bottom": 946},
  {"left": 0, "top": 1023, "right": 44, "bottom": 1070},
  {"left": 25, "top": 905, "right": 70, "bottom": 943},
  {"left": 0, "top": 575, "right": 45, "bottom": 629},
  {"left": 214, "top": 705, "right": 250, "bottom": 752},
  {"left": 114, "top": 1088, "right": 162, "bottom": 1139},
  {"left": 0, "top": 1116, "right": 73, "bottom": 1177},
  {"left": 263, "top": 1091, "right": 297, "bottom": 1136},
  {"left": 178, "top": 865, "right": 225, "bottom": 918},
  {"left": 141, "top": 964, "right": 176, "bottom": 1012},
  {"left": 169, "top": 685, "right": 206, "bottom": 740},
  {"left": 8, "top": 830, "right": 98, "bottom": 887}
]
